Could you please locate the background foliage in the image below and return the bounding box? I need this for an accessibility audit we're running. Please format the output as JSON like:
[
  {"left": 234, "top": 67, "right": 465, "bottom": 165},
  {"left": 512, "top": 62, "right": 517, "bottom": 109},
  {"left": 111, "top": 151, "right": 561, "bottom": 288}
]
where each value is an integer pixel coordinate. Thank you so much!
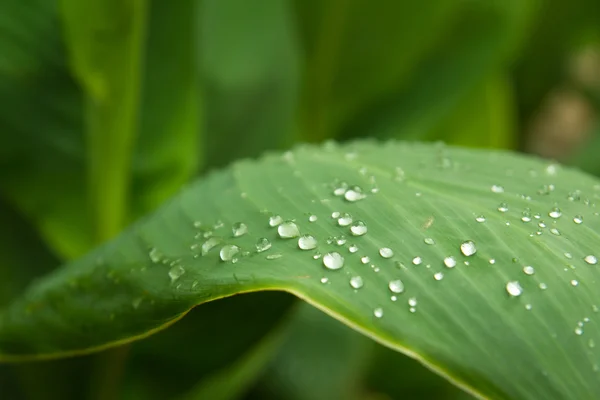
[{"left": 0, "top": 0, "right": 599, "bottom": 399}]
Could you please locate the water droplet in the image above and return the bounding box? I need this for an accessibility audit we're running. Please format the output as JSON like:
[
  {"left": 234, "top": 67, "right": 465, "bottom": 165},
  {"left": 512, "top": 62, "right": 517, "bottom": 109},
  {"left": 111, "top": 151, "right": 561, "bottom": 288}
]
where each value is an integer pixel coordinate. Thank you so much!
[
  {"left": 408, "top": 297, "right": 418, "bottom": 307},
  {"left": 498, "top": 203, "right": 509, "bottom": 213},
  {"left": 506, "top": 281, "right": 523, "bottom": 297},
  {"left": 573, "top": 215, "right": 583, "bottom": 224},
  {"left": 337, "top": 213, "right": 353, "bottom": 226},
  {"left": 331, "top": 211, "right": 340, "bottom": 218},
  {"left": 460, "top": 241, "right": 477, "bottom": 256},
  {"left": 255, "top": 238, "right": 272, "bottom": 253},
  {"left": 491, "top": 185, "right": 504, "bottom": 193},
  {"left": 320, "top": 277, "right": 329, "bottom": 284},
  {"left": 335, "top": 236, "right": 347, "bottom": 246},
  {"left": 373, "top": 308, "right": 384, "bottom": 318},
  {"left": 269, "top": 215, "right": 283, "bottom": 227},
  {"left": 379, "top": 247, "right": 394, "bottom": 258},
  {"left": 149, "top": 248, "right": 162, "bottom": 263},
  {"left": 584, "top": 255, "right": 598, "bottom": 265},
  {"left": 232, "top": 222, "right": 248, "bottom": 237},
  {"left": 313, "top": 252, "right": 322, "bottom": 260},
  {"left": 169, "top": 265, "right": 185, "bottom": 283},
  {"left": 525, "top": 304, "right": 533, "bottom": 311},
  {"left": 220, "top": 245, "right": 240, "bottom": 261},
  {"left": 349, "top": 244, "right": 359, "bottom": 253},
  {"left": 521, "top": 210, "right": 532, "bottom": 223},
  {"left": 360, "top": 256, "right": 370, "bottom": 264},
  {"left": 539, "top": 282, "right": 548, "bottom": 290},
  {"left": 575, "top": 327, "right": 584, "bottom": 335},
  {"left": 350, "top": 276, "right": 364, "bottom": 289},
  {"left": 523, "top": 266, "right": 535, "bottom": 275},
  {"left": 424, "top": 238, "right": 435, "bottom": 245},
  {"left": 475, "top": 215, "right": 486, "bottom": 223},
  {"left": 550, "top": 228, "right": 561, "bottom": 236},
  {"left": 344, "top": 186, "right": 366, "bottom": 202},
  {"left": 298, "top": 235, "right": 318, "bottom": 250},
  {"left": 549, "top": 207, "right": 562, "bottom": 219},
  {"left": 202, "top": 237, "right": 221, "bottom": 255},
  {"left": 489, "top": 259, "right": 496, "bottom": 264},
  {"left": 434, "top": 272, "right": 444, "bottom": 281},
  {"left": 323, "top": 252, "right": 344, "bottom": 270},
  {"left": 442, "top": 256, "right": 456, "bottom": 268},
  {"left": 571, "top": 279, "right": 579, "bottom": 286},
  {"left": 388, "top": 279, "right": 404, "bottom": 293},
  {"left": 278, "top": 221, "right": 300, "bottom": 239},
  {"left": 350, "top": 221, "right": 368, "bottom": 236},
  {"left": 412, "top": 256, "right": 422, "bottom": 265},
  {"left": 391, "top": 295, "right": 397, "bottom": 301},
  {"left": 266, "top": 254, "right": 282, "bottom": 260}
]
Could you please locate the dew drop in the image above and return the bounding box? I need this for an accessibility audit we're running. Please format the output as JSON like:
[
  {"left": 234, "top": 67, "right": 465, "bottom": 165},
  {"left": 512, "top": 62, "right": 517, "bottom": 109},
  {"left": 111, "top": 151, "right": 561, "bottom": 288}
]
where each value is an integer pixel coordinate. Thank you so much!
[
  {"left": 266, "top": 254, "right": 282, "bottom": 260},
  {"left": 575, "top": 327, "right": 584, "bottom": 336},
  {"left": 320, "top": 277, "right": 329, "bottom": 284},
  {"left": 475, "top": 215, "right": 486, "bottom": 223},
  {"left": 550, "top": 228, "right": 560, "bottom": 236},
  {"left": 338, "top": 213, "right": 353, "bottom": 226},
  {"left": 525, "top": 304, "right": 533, "bottom": 311},
  {"left": 220, "top": 245, "right": 240, "bottom": 261},
  {"left": 333, "top": 182, "right": 348, "bottom": 196},
  {"left": 491, "top": 185, "right": 504, "bottom": 193},
  {"left": 498, "top": 203, "right": 509, "bottom": 213},
  {"left": 424, "top": 238, "right": 435, "bottom": 245},
  {"left": 391, "top": 296, "right": 397, "bottom": 302},
  {"left": 573, "top": 215, "right": 583, "bottom": 224},
  {"left": 331, "top": 211, "right": 340, "bottom": 218},
  {"left": 489, "top": 259, "right": 496, "bottom": 264},
  {"left": 549, "top": 207, "right": 562, "bottom": 219},
  {"left": 149, "top": 248, "right": 162, "bottom": 263},
  {"left": 278, "top": 221, "right": 300, "bottom": 239},
  {"left": 298, "top": 235, "right": 318, "bottom": 250},
  {"left": 408, "top": 297, "right": 418, "bottom": 307},
  {"left": 434, "top": 272, "right": 444, "bottom": 281},
  {"left": 443, "top": 256, "right": 457, "bottom": 268},
  {"left": 309, "top": 215, "right": 318, "bottom": 222},
  {"left": 350, "top": 221, "right": 368, "bottom": 236},
  {"left": 168, "top": 265, "right": 185, "bottom": 283},
  {"left": 202, "top": 237, "right": 221, "bottom": 255},
  {"left": 349, "top": 276, "right": 364, "bottom": 289},
  {"left": 539, "top": 282, "right": 548, "bottom": 290},
  {"left": 584, "top": 255, "right": 598, "bottom": 265},
  {"left": 506, "top": 281, "right": 523, "bottom": 297},
  {"left": 521, "top": 210, "right": 532, "bottom": 223},
  {"left": 269, "top": 215, "right": 283, "bottom": 227},
  {"left": 349, "top": 244, "right": 359, "bottom": 253},
  {"left": 379, "top": 247, "right": 394, "bottom": 258},
  {"left": 571, "top": 279, "right": 579, "bottom": 286},
  {"left": 344, "top": 186, "right": 366, "bottom": 202},
  {"left": 255, "top": 238, "right": 272, "bottom": 253},
  {"left": 388, "top": 279, "right": 405, "bottom": 293},
  {"left": 523, "top": 266, "right": 535, "bottom": 275},
  {"left": 412, "top": 256, "right": 422, "bottom": 265},
  {"left": 313, "top": 252, "right": 322, "bottom": 260},
  {"left": 323, "top": 252, "right": 344, "bottom": 270},
  {"left": 232, "top": 222, "right": 248, "bottom": 237},
  {"left": 373, "top": 308, "right": 384, "bottom": 318},
  {"left": 360, "top": 256, "right": 370, "bottom": 264},
  {"left": 460, "top": 241, "right": 477, "bottom": 256}
]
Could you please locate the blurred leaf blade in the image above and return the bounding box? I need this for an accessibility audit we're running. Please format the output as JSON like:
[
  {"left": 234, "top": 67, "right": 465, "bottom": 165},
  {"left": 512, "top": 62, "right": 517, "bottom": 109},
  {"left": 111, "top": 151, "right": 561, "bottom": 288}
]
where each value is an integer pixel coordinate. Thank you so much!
[{"left": 1, "top": 142, "right": 600, "bottom": 399}]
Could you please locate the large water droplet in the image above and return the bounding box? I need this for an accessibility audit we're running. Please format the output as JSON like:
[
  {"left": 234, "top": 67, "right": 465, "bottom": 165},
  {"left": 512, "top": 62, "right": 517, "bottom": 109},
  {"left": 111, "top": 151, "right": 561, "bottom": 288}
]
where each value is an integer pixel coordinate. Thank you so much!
[
  {"left": 323, "top": 252, "right": 344, "bottom": 270},
  {"left": 373, "top": 308, "right": 384, "bottom": 318},
  {"left": 232, "top": 222, "right": 248, "bottom": 237},
  {"left": 220, "top": 245, "right": 240, "bottom": 261},
  {"left": 350, "top": 221, "right": 368, "bottom": 236},
  {"left": 388, "top": 279, "right": 404, "bottom": 293},
  {"left": 379, "top": 247, "right": 394, "bottom": 258},
  {"left": 169, "top": 265, "right": 185, "bottom": 283},
  {"left": 443, "top": 256, "right": 456, "bottom": 268},
  {"left": 350, "top": 276, "right": 364, "bottom": 289},
  {"left": 549, "top": 207, "right": 562, "bottom": 219},
  {"left": 460, "top": 241, "right": 477, "bottom": 256},
  {"left": 298, "top": 235, "right": 318, "bottom": 250},
  {"left": 506, "top": 281, "right": 523, "bottom": 297},
  {"left": 523, "top": 266, "right": 535, "bottom": 275},
  {"left": 202, "top": 237, "right": 221, "bottom": 255},
  {"left": 255, "top": 238, "right": 272, "bottom": 253},
  {"left": 278, "top": 221, "right": 300, "bottom": 239},
  {"left": 269, "top": 215, "right": 283, "bottom": 227},
  {"left": 338, "top": 213, "right": 353, "bottom": 226},
  {"left": 584, "top": 255, "right": 598, "bottom": 265}
]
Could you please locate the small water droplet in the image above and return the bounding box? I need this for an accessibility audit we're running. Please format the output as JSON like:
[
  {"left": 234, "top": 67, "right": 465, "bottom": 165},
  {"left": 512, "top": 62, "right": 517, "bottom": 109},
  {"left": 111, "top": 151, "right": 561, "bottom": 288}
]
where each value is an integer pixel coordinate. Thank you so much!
[
  {"left": 323, "top": 252, "right": 344, "bottom": 270},
  {"left": 278, "top": 221, "right": 300, "bottom": 238},
  {"left": 460, "top": 241, "right": 477, "bottom": 256},
  {"left": 331, "top": 211, "right": 341, "bottom": 218},
  {"left": 373, "top": 308, "right": 384, "bottom": 318},
  {"left": 571, "top": 279, "right": 579, "bottom": 286},
  {"left": 424, "top": 238, "right": 435, "bottom": 245},
  {"left": 350, "top": 221, "right": 368, "bottom": 236},
  {"left": 379, "top": 247, "right": 394, "bottom": 258},
  {"left": 360, "top": 256, "right": 370, "bottom": 264},
  {"left": 434, "top": 272, "right": 444, "bottom": 281},
  {"left": 573, "top": 215, "right": 583, "bottom": 224},
  {"left": 349, "top": 244, "right": 359, "bottom": 253},
  {"left": 169, "top": 265, "right": 185, "bottom": 283},
  {"left": 313, "top": 252, "right": 322, "bottom": 260},
  {"left": 443, "top": 256, "right": 456, "bottom": 268},
  {"left": 539, "top": 282, "right": 548, "bottom": 290},
  {"left": 388, "top": 279, "right": 404, "bottom": 293},
  {"left": 521, "top": 210, "right": 532, "bottom": 223},
  {"left": 408, "top": 297, "right": 418, "bottom": 307},
  {"left": 220, "top": 245, "right": 240, "bottom": 261},
  {"left": 202, "top": 237, "right": 221, "bottom": 255},
  {"left": 350, "top": 276, "right": 364, "bottom": 289},
  {"left": 320, "top": 277, "right": 329, "bottom": 284},
  {"left": 491, "top": 185, "right": 504, "bottom": 193},
  {"left": 498, "top": 203, "right": 509, "bottom": 213},
  {"left": 412, "top": 256, "right": 422, "bottom": 265},
  {"left": 525, "top": 304, "right": 533, "bottom": 311},
  {"left": 549, "top": 207, "right": 562, "bottom": 219},
  {"left": 309, "top": 215, "right": 318, "bottom": 222},
  {"left": 298, "top": 235, "right": 318, "bottom": 250},
  {"left": 232, "top": 222, "right": 248, "bottom": 237},
  {"left": 266, "top": 254, "right": 282, "bottom": 260},
  {"left": 506, "top": 281, "right": 523, "bottom": 297},
  {"left": 337, "top": 213, "right": 353, "bottom": 226},
  {"left": 149, "top": 248, "right": 162, "bottom": 263},
  {"left": 344, "top": 186, "right": 366, "bottom": 202},
  {"left": 255, "top": 238, "right": 272, "bottom": 253},
  {"left": 391, "top": 295, "right": 397, "bottom": 301},
  {"left": 269, "top": 215, "right": 283, "bottom": 227},
  {"left": 522, "top": 266, "right": 535, "bottom": 275},
  {"left": 475, "top": 215, "right": 486, "bottom": 223},
  {"left": 550, "top": 228, "right": 560, "bottom": 236},
  {"left": 584, "top": 255, "right": 598, "bottom": 265},
  {"left": 489, "top": 259, "right": 496, "bottom": 264},
  {"left": 575, "top": 327, "right": 584, "bottom": 335}
]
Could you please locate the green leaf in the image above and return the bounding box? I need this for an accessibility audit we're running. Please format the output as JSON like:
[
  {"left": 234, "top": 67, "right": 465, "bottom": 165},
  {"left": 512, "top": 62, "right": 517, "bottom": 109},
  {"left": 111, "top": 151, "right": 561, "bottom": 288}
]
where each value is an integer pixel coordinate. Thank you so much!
[{"left": 2, "top": 141, "right": 600, "bottom": 400}]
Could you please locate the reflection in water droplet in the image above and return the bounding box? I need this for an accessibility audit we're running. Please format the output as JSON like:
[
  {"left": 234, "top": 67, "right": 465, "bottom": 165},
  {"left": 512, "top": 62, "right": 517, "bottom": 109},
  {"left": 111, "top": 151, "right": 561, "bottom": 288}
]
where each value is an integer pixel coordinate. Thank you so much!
[
  {"left": 434, "top": 272, "right": 444, "bottom": 281},
  {"left": 338, "top": 213, "right": 353, "bottom": 226},
  {"left": 573, "top": 215, "right": 583, "bottom": 224},
  {"left": 549, "top": 207, "right": 562, "bottom": 219},
  {"left": 373, "top": 308, "right": 384, "bottom": 318},
  {"left": 379, "top": 247, "right": 394, "bottom": 258},
  {"left": 278, "top": 221, "right": 300, "bottom": 238},
  {"left": 255, "top": 238, "right": 272, "bottom": 253},
  {"left": 506, "top": 281, "right": 522, "bottom": 297},
  {"left": 269, "top": 215, "right": 283, "bottom": 227},
  {"left": 584, "top": 255, "right": 598, "bottom": 265},
  {"left": 388, "top": 279, "right": 404, "bottom": 293},
  {"left": 168, "top": 265, "right": 185, "bottom": 283},
  {"left": 220, "top": 245, "right": 240, "bottom": 261},
  {"left": 323, "top": 252, "right": 345, "bottom": 270},
  {"left": 350, "top": 221, "right": 368, "bottom": 236},
  {"left": 232, "top": 222, "right": 248, "bottom": 237},
  {"left": 298, "top": 235, "right": 318, "bottom": 250},
  {"left": 523, "top": 266, "right": 535, "bottom": 275},
  {"left": 443, "top": 256, "right": 456, "bottom": 268},
  {"left": 460, "top": 241, "right": 477, "bottom": 256},
  {"left": 350, "top": 276, "right": 364, "bottom": 289},
  {"left": 424, "top": 238, "right": 435, "bottom": 245}
]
